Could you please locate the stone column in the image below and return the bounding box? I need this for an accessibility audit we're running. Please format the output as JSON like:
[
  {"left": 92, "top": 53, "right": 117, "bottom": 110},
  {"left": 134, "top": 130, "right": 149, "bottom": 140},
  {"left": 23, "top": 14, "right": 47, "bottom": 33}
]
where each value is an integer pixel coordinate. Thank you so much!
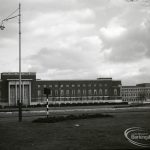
[
  {"left": 15, "top": 82, "right": 17, "bottom": 105},
  {"left": 8, "top": 82, "right": 10, "bottom": 106},
  {"left": 29, "top": 82, "right": 31, "bottom": 105}
]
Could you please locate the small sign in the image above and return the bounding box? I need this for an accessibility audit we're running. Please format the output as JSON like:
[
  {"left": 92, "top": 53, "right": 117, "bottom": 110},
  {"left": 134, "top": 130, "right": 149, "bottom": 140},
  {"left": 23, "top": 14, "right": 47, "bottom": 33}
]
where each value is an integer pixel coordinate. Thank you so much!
[{"left": 44, "top": 88, "right": 51, "bottom": 95}]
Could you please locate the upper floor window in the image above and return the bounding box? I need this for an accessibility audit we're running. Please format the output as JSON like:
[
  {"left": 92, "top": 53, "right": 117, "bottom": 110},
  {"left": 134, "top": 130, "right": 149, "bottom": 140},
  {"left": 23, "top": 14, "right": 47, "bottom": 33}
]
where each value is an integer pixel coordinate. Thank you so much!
[
  {"left": 38, "top": 85, "right": 40, "bottom": 88},
  {"left": 94, "top": 84, "right": 97, "bottom": 87},
  {"left": 99, "top": 83, "right": 102, "bottom": 87},
  {"left": 77, "top": 84, "right": 80, "bottom": 87},
  {"left": 88, "top": 84, "right": 91, "bottom": 87},
  {"left": 55, "top": 84, "right": 58, "bottom": 88},
  {"left": 72, "top": 84, "right": 75, "bottom": 87},
  {"left": 83, "top": 84, "right": 86, "bottom": 87},
  {"left": 66, "top": 84, "right": 69, "bottom": 88},
  {"left": 49, "top": 85, "right": 52, "bottom": 88}
]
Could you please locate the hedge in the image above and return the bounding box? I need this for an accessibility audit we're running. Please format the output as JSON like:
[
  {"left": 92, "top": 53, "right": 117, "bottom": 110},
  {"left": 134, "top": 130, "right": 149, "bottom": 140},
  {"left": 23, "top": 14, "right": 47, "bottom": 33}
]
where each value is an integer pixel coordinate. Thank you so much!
[{"left": 33, "top": 113, "right": 113, "bottom": 123}]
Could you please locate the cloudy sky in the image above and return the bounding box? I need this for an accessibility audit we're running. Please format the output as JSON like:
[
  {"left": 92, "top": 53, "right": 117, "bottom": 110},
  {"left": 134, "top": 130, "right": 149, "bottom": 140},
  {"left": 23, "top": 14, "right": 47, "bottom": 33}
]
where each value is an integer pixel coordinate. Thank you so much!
[{"left": 0, "top": 0, "right": 150, "bottom": 85}]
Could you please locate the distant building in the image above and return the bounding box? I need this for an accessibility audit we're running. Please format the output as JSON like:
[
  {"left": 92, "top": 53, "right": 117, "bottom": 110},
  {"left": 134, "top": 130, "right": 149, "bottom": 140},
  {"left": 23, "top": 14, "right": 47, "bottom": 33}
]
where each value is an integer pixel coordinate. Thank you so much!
[
  {"left": 121, "top": 83, "right": 150, "bottom": 104},
  {"left": 0, "top": 72, "right": 122, "bottom": 106}
]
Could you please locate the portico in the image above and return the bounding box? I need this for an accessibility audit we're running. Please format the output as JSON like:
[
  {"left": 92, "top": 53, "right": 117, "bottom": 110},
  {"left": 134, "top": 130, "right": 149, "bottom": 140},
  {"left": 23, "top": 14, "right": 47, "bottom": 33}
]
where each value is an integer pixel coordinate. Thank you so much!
[{"left": 8, "top": 79, "right": 32, "bottom": 106}]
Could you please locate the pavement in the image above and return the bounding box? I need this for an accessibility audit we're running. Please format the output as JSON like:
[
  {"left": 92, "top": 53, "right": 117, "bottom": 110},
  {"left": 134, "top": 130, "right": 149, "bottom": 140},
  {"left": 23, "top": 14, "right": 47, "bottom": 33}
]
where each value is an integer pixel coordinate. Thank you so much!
[{"left": 0, "top": 105, "right": 150, "bottom": 122}]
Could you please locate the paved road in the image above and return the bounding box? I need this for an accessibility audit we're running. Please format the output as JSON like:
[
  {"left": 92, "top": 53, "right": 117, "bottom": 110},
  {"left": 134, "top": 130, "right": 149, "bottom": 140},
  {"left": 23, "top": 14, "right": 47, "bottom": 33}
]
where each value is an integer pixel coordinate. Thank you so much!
[{"left": 0, "top": 105, "right": 150, "bottom": 121}]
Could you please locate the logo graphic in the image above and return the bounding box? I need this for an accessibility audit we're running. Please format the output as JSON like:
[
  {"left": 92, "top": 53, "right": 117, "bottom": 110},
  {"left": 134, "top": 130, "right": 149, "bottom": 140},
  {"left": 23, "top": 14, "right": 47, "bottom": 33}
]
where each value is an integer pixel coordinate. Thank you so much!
[{"left": 124, "top": 127, "right": 150, "bottom": 148}]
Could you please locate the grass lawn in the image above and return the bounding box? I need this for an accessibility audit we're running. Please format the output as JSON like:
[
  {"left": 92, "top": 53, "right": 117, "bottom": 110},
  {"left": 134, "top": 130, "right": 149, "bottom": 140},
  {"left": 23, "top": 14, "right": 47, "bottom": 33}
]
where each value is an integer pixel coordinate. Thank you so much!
[{"left": 0, "top": 111, "right": 150, "bottom": 150}]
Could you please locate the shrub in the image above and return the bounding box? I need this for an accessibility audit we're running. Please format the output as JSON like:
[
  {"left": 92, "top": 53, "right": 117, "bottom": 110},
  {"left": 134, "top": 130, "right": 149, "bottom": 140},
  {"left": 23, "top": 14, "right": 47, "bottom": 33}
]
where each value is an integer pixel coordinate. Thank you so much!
[{"left": 33, "top": 113, "right": 113, "bottom": 123}]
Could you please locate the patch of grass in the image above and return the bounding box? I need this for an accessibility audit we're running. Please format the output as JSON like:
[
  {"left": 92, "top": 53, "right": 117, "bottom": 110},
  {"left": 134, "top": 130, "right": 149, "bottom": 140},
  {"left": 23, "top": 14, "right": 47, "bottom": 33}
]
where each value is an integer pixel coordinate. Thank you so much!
[
  {"left": 0, "top": 111, "right": 150, "bottom": 150},
  {"left": 32, "top": 113, "right": 113, "bottom": 123}
]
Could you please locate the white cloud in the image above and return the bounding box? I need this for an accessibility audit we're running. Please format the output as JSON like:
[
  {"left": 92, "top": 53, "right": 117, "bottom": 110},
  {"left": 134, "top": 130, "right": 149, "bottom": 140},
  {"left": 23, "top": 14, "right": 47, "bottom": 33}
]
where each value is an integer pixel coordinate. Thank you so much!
[
  {"left": 100, "top": 17, "right": 127, "bottom": 38},
  {"left": 100, "top": 25, "right": 126, "bottom": 38},
  {"left": 24, "top": 35, "right": 103, "bottom": 75},
  {"left": 0, "top": 0, "right": 150, "bottom": 85}
]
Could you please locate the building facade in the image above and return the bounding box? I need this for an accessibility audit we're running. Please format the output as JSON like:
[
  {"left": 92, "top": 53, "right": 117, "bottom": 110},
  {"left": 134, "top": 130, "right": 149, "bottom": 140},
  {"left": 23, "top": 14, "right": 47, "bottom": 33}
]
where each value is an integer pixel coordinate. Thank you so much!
[
  {"left": 0, "top": 72, "right": 122, "bottom": 106},
  {"left": 0, "top": 72, "right": 37, "bottom": 106},
  {"left": 121, "top": 84, "right": 150, "bottom": 104}
]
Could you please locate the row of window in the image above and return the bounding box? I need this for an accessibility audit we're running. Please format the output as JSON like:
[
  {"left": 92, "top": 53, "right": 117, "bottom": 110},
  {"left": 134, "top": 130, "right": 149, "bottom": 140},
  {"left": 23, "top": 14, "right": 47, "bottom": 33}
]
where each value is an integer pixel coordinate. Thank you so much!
[
  {"left": 37, "top": 96, "right": 121, "bottom": 102},
  {"left": 122, "top": 88, "right": 150, "bottom": 92},
  {"left": 122, "top": 93, "right": 150, "bottom": 97},
  {"left": 123, "top": 99, "right": 146, "bottom": 102},
  {"left": 38, "top": 89, "right": 118, "bottom": 97},
  {"left": 38, "top": 83, "right": 109, "bottom": 88}
]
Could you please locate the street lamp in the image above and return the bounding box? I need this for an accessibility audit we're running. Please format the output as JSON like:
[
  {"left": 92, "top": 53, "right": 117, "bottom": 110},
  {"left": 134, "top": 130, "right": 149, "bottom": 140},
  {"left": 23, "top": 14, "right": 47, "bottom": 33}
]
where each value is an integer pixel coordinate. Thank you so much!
[{"left": 0, "top": 3, "right": 22, "bottom": 122}]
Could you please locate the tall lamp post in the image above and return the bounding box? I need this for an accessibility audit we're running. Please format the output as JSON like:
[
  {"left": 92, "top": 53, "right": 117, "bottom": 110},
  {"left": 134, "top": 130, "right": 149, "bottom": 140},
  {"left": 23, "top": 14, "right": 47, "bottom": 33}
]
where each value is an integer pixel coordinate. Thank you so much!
[{"left": 0, "top": 3, "right": 22, "bottom": 122}]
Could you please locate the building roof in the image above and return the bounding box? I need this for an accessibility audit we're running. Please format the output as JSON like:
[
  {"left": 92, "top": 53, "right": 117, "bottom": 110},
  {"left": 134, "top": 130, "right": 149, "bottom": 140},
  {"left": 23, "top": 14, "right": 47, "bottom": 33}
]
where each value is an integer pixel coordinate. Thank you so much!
[
  {"left": 1, "top": 72, "right": 36, "bottom": 76},
  {"left": 136, "top": 83, "right": 150, "bottom": 87}
]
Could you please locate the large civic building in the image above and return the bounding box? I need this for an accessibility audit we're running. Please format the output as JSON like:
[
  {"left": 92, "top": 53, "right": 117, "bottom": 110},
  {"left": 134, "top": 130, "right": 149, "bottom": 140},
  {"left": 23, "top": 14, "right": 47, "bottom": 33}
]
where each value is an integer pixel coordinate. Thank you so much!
[{"left": 0, "top": 72, "right": 122, "bottom": 106}]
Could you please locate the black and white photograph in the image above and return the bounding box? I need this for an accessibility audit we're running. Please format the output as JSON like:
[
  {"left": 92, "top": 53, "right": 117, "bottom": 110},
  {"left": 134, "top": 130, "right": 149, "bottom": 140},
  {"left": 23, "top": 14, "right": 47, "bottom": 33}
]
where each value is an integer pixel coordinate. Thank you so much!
[{"left": 0, "top": 0, "right": 150, "bottom": 149}]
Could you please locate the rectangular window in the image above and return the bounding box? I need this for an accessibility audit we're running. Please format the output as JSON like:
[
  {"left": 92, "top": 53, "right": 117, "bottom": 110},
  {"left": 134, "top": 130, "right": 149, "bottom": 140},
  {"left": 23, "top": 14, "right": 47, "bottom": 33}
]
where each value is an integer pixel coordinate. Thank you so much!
[
  {"left": 83, "top": 89, "right": 86, "bottom": 95},
  {"left": 105, "top": 89, "right": 108, "bottom": 95},
  {"left": 55, "top": 90, "right": 58, "bottom": 96},
  {"left": 72, "top": 84, "right": 75, "bottom": 87},
  {"left": 88, "top": 90, "right": 92, "bottom": 95},
  {"left": 77, "top": 89, "right": 81, "bottom": 95},
  {"left": 66, "top": 84, "right": 69, "bottom": 88},
  {"left": 72, "top": 90, "right": 75, "bottom": 95},
  {"left": 94, "top": 89, "right": 97, "bottom": 95},
  {"left": 94, "top": 84, "right": 97, "bottom": 87},
  {"left": 88, "top": 84, "right": 91, "bottom": 87},
  {"left": 60, "top": 90, "right": 64, "bottom": 96},
  {"left": 83, "top": 84, "right": 86, "bottom": 87},
  {"left": 99, "top": 89, "right": 102, "bottom": 95},
  {"left": 38, "top": 90, "right": 41, "bottom": 97},
  {"left": 114, "top": 89, "right": 117, "bottom": 96},
  {"left": 66, "top": 90, "right": 69, "bottom": 95},
  {"left": 99, "top": 83, "right": 102, "bottom": 87},
  {"left": 49, "top": 85, "right": 52, "bottom": 88},
  {"left": 55, "top": 84, "right": 58, "bottom": 88}
]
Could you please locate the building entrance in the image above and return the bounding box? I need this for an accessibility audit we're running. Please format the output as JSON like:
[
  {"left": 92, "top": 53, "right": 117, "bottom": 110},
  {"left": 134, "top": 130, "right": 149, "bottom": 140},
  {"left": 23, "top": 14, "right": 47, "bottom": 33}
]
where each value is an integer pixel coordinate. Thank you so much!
[{"left": 9, "top": 80, "right": 31, "bottom": 106}]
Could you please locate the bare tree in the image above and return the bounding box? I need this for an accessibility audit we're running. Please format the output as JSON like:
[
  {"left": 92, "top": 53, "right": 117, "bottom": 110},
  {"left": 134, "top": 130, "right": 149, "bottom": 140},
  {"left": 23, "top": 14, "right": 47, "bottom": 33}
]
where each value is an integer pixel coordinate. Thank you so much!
[
  {"left": 126, "top": 0, "right": 150, "bottom": 6},
  {"left": 138, "top": 91, "right": 147, "bottom": 103}
]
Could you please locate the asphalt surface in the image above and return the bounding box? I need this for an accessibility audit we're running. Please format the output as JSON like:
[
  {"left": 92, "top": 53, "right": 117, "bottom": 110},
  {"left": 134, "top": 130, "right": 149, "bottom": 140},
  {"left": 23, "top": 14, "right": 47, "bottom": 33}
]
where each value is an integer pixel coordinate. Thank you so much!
[{"left": 0, "top": 105, "right": 150, "bottom": 122}]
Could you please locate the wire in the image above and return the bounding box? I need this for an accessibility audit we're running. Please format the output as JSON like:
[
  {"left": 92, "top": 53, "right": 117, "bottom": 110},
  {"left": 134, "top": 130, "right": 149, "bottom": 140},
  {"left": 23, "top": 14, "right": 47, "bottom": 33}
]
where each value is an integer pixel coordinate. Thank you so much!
[
  {"left": 0, "top": 7, "right": 19, "bottom": 27},
  {"left": 5, "top": 7, "right": 19, "bottom": 21},
  {"left": 3, "top": 15, "right": 19, "bottom": 21}
]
